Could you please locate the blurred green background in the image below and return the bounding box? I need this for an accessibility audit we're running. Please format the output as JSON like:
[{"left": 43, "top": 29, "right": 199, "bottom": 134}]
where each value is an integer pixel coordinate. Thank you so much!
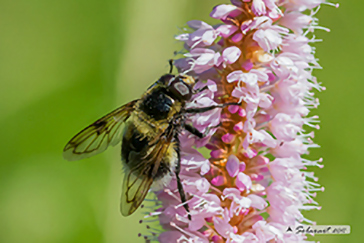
[{"left": 0, "top": 0, "right": 361, "bottom": 242}]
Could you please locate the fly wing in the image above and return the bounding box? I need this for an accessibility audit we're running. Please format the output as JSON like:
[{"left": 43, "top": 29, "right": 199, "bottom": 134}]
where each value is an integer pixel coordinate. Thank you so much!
[
  {"left": 120, "top": 163, "right": 154, "bottom": 216},
  {"left": 120, "top": 126, "right": 175, "bottom": 216},
  {"left": 63, "top": 100, "right": 138, "bottom": 161}
]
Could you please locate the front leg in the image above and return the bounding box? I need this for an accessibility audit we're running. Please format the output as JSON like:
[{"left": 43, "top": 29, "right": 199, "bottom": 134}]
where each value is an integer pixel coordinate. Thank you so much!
[
  {"left": 184, "top": 123, "right": 222, "bottom": 138},
  {"left": 184, "top": 102, "right": 240, "bottom": 114},
  {"left": 174, "top": 134, "right": 192, "bottom": 220}
]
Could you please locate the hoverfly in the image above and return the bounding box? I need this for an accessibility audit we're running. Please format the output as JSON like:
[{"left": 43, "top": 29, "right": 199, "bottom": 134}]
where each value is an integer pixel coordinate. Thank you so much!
[{"left": 63, "top": 62, "right": 239, "bottom": 220}]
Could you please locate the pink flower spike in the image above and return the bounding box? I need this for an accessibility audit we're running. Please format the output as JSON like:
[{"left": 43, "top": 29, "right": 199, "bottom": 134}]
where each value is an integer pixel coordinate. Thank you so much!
[{"left": 150, "top": 0, "right": 328, "bottom": 241}]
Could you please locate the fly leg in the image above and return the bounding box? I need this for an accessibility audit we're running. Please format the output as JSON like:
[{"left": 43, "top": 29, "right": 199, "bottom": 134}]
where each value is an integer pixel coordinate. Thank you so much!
[
  {"left": 184, "top": 123, "right": 222, "bottom": 138},
  {"left": 185, "top": 102, "right": 240, "bottom": 114},
  {"left": 192, "top": 86, "right": 208, "bottom": 94},
  {"left": 174, "top": 134, "right": 192, "bottom": 220},
  {"left": 169, "top": 59, "right": 174, "bottom": 74}
]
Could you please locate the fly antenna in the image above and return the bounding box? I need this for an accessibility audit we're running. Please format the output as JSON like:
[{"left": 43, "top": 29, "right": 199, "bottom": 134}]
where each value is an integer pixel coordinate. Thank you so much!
[{"left": 168, "top": 59, "right": 174, "bottom": 74}]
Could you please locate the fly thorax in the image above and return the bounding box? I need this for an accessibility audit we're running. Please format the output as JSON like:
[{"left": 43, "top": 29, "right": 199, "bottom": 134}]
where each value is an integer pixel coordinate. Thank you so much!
[{"left": 140, "top": 89, "right": 175, "bottom": 121}]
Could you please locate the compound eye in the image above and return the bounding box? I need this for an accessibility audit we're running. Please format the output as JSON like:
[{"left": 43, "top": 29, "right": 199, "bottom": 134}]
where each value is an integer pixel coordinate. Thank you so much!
[
  {"left": 159, "top": 74, "right": 175, "bottom": 85},
  {"left": 169, "top": 79, "right": 192, "bottom": 100}
]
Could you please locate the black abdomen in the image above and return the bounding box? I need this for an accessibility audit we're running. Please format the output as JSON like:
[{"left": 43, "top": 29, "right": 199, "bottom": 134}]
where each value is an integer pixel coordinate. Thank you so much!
[
  {"left": 140, "top": 89, "right": 173, "bottom": 121},
  {"left": 121, "top": 124, "right": 149, "bottom": 164}
]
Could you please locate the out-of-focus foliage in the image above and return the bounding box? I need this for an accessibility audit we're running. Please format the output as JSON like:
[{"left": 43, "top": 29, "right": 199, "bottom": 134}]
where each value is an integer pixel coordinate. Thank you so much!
[{"left": 0, "top": 0, "right": 361, "bottom": 242}]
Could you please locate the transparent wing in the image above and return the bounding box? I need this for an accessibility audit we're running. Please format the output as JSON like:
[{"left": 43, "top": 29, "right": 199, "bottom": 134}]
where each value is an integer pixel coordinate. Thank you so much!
[
  {"left": 120, "top": 164, "right": 154, "bottom": 216},
  {"left": 63, "top": 100, "right": 138, "bottom": 161},
  {"left": 120, "top": 127, "right": 175, "bottom": 216}
]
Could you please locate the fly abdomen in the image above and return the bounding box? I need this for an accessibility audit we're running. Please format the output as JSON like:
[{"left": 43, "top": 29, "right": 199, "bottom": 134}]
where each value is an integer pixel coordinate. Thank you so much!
[{"left": 121, "top": 125, "right": 149, "bottom": 164}]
